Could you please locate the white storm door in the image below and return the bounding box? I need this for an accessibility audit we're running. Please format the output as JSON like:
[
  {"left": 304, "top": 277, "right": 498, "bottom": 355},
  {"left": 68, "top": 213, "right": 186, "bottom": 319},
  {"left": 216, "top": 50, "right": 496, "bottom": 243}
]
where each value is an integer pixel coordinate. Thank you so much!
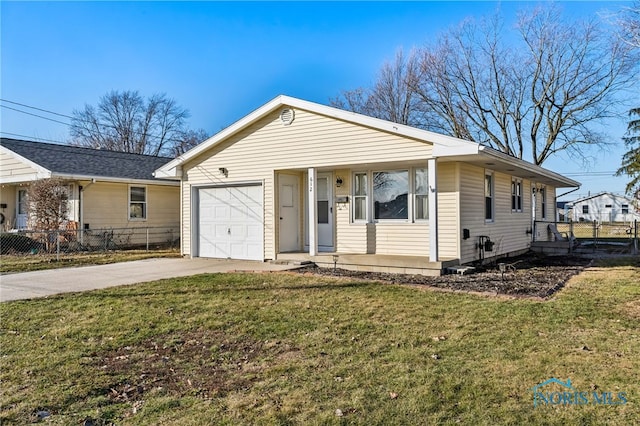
[
  {"left": 17, "top": 189, "right": 28, "bottom": 229},
  {"left": 279, "top": 174, "right": 299, "bottom": 252},
  {"left": 316, "top": 173, "right": 334, "bottom": 250},
  {"left": 198, "top": 185, "right": 263, "bottom": 260}
]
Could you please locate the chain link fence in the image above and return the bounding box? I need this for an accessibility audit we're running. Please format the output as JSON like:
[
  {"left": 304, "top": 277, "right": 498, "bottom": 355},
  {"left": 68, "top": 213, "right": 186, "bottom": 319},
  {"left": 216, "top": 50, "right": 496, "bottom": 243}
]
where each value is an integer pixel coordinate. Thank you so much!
[
  {"left": 1, "top": 226, "right": 179, "bottom": 260},
  {"left": 534, "top": 220, "right": 639, "bottom": 254}
]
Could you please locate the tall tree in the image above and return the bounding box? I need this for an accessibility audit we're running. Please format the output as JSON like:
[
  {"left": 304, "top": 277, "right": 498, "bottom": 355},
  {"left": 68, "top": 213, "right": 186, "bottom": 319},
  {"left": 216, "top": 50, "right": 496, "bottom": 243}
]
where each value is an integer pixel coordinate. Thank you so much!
[
  {"left": 171, "top": 128, "right": 210, "bottom": 157},
  {"left": 331, "top": 49, "right": 424, "bottom": 127},
  {"left": 614, "top": 0, "right": 640, "bottom": 48},
  {"left": 616, "top": 108, "right": 640, "bottom": 199},
  {"left": 334, "top": 5, "right": 639, "bottom": 167},
  {"left": 70, "top": 90, "right": 194, "bottom": 156}
]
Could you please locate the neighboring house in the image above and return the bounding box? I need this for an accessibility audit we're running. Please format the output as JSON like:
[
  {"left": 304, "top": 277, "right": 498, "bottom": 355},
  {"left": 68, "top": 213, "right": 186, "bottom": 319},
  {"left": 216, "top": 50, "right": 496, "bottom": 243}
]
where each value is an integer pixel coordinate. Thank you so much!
[
  {"left": 155, "top": 95, "right": 579, "bottom": 273},
  {"left": 567, "top": 192, "right": 640, "bottom": 223},
  {"left": 0, "top": 138, "right": 179, "bottom": 237}
]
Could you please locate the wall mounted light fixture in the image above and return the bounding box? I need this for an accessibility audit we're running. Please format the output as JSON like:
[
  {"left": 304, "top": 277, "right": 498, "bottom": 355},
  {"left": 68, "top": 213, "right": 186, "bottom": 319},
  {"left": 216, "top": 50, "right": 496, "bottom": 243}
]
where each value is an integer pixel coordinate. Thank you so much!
[
  {"left": 219, "top": 167, "right": 228, "bottom": 178},
  {"left": 336, "top": 176, "right": 343, "bottom": 187}
]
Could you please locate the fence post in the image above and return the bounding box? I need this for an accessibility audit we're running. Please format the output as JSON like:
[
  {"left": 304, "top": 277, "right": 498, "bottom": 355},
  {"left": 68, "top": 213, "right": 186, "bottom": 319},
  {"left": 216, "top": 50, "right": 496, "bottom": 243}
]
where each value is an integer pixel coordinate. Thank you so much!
[
  {"left": 593, "top": 220, "right": 598, "bottom": 251},
  {"left": 569, "top": 222, "right": 574, "bottom": 254},
  {"left": 145, "top": 228, "right": 149, "bottom": 252},
  {"left": 635, "top": 219, "right": 638, "bottom": 255},
  {"left": 56, "top": 230, "right": 60, "bottom": 262}
]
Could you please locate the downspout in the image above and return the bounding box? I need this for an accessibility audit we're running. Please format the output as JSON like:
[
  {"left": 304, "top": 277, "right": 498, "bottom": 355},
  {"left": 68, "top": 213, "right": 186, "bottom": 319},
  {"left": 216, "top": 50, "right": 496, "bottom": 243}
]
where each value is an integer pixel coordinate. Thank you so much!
[{"left": 79, "top": 179, "right": 96, "bottom": 244}]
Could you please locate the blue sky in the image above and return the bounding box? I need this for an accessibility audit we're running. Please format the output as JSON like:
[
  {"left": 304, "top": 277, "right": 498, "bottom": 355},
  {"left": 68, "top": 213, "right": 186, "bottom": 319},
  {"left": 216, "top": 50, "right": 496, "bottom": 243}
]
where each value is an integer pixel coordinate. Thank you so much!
[{"left": 1, "top": 1, "right": 637, "bottom": 199}]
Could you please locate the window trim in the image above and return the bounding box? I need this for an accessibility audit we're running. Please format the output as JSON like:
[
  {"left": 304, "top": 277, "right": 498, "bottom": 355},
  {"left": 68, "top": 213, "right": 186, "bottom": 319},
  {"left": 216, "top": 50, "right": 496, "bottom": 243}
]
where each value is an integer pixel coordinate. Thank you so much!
[
  {"left": 582, "top": 205, "right": 589, "bottom": 214},
  {"left": 351, "top": 168, "right": 428, "bottom": 223},
  {"left": 414, "top": 167, "right": 429, "bottom": 221},
  {"left": 485, "top": 171, "right": 494, "bottom": 222},
  {"left": 511, "top": 178, "right": 523, "bottom": 213},
  {"left": 622, "top": 204, "right": 629, "bottom": 214},
  {"left": 129, "top": 185, "right": 147, "bottom": 221}
]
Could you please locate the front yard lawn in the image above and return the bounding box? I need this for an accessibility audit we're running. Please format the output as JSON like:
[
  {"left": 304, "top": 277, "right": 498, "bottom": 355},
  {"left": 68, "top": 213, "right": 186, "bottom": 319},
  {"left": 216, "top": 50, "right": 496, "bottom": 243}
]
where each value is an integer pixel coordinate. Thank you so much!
[{"left": 1, "top": 263, "right": 638, "bottom": 424}]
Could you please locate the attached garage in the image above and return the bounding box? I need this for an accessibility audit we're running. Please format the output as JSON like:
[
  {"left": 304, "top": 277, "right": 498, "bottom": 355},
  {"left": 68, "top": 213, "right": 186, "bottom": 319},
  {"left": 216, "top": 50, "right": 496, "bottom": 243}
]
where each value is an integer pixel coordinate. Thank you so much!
[{"left": 196, "top": 184, "right": 263, "bottom": 260}]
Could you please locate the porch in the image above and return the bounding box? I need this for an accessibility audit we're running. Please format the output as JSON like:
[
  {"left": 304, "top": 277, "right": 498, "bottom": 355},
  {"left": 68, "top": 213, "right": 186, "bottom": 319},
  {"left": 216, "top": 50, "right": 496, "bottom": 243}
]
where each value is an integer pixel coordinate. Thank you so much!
[{"left": 274, "top": 252, "right": 459, "bottom": 276}]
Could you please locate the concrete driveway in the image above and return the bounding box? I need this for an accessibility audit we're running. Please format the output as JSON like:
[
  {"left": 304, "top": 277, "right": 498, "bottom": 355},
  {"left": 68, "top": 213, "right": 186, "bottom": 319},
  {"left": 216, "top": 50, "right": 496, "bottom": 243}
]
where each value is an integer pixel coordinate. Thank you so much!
[{"left": 0, "top": 258, "right": 298, "bottom": 302}]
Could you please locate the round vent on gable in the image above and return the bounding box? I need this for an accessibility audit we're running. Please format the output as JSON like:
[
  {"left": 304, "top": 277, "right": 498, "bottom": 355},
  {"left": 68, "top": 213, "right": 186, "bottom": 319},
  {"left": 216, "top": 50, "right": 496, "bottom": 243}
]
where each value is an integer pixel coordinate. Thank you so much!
[{"left": 280, "top": 108, "right": 295, "bottom": 126}]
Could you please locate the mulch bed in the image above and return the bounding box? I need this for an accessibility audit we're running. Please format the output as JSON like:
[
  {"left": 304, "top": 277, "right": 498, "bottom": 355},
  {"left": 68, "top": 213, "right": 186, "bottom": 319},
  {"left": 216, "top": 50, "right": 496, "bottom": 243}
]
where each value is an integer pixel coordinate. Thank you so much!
[{"left": 295, "top": 252, "right": 594, "bottom": 298}]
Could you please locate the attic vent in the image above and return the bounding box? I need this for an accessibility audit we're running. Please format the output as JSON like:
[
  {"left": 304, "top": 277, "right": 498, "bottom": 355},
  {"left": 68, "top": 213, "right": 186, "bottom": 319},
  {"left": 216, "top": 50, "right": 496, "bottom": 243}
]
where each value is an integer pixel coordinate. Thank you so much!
[{"left": 280, "top": 108, "right": 295, "bottom": 126}]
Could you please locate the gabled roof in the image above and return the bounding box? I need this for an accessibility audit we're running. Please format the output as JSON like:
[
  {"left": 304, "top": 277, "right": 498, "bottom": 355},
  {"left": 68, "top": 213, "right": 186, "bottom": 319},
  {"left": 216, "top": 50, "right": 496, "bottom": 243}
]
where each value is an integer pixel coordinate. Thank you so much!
[
  {"left": 155, "top": 95, "right": 580, "bottom": 188},
  {"left": 1, "top": 138, "right": 176, "bottom": 185},
  {"left": 568, "top": 191, "right": 635, "bottom": 205}
]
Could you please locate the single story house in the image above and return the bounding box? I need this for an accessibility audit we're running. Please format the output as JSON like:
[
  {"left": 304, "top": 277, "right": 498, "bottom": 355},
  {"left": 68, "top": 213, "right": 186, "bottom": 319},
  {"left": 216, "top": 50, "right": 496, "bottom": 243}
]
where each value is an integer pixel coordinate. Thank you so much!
[
  {"left": 155, "top": 95, "right": 580, "bottom": 274},
  {"left": 566, "top": 192, "right": 640, "bottom": 223},
  {"left": 1, "top": 138, "right": 179, "bottom": 242}
]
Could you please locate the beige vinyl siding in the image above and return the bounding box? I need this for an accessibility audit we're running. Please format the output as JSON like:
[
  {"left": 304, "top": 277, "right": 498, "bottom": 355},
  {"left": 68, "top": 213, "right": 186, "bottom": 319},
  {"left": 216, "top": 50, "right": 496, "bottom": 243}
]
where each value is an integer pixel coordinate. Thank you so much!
[
  {"left": 0, "top": 184, "right": 17, "bottom": 231},
  {"left": 459, "top": 164, "right": 533, "bottom": 264},
  {"left": 182, "top": 108, "right": 433, "bottom": 258},
  {"left": 436, "top": 162, "right": 459, "bottom": 259},
  {"left": 0, "top": 151, "right": 43, "bottom": 182},
  {"left": 82, "top": 182, "right": 179, "bottom": 230}
]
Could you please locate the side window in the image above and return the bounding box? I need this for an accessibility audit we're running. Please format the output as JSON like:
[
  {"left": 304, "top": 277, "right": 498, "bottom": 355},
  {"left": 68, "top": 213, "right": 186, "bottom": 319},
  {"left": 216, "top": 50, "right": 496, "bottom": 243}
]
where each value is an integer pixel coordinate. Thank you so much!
[
  {"left": 414, "top": 168, "right": 429, "bottom": 220},
  {"left": 129, "top": 186, "right": 147, "bottom": 220},
  {"left": 485, "top": 172, "right": 494, "bottom": 221},
  {"left": 511, "top": 179, "right": 522, "bottom": 212},
  {"left": 353, "top": 173, "right": 367, "bottom": 222},
  {"left": 582, "top": 205, "right": 589, "bottom": 214},
  {"left": 540, "top": 187, "right": 546, "bottom": 219},
  {"left": 622, "top": 204, "right": 629, "bottom": 214}
]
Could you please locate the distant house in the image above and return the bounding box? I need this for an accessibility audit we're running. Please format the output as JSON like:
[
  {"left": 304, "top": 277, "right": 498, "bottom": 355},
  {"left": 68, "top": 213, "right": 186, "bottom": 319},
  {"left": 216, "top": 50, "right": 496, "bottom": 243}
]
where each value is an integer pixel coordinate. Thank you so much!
[
  {"left": 567, "top": 192, "right": 640, "bottom": 223},
  {"left": 0, "top": 138, "right": 179, "bottom": 236},
  {"left": 155, "top": 95, "right": 579, "bottom": 274}
]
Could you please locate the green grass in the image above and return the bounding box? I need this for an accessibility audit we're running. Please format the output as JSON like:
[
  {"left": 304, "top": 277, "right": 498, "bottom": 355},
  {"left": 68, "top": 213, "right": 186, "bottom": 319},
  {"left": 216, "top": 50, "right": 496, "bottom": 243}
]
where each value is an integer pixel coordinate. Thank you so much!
[
  {"left": 0, "top": 250, "right": 181, "bottom": 274},
  {"left": 1, "top": 264, "right": 639, "bottom": 424}
]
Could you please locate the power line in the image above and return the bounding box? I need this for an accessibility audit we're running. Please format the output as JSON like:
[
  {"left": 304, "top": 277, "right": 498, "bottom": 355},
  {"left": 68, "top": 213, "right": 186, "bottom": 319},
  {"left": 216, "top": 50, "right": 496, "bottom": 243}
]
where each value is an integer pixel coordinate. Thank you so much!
[
  {"left": 0, "top": 132, "right": 68, "bottom": 145},
  {"left": 0, "top": 98, "right": 190, "bottom": 145},
  {"left": 0, "top": 98, "right": 74, "bottom": 119}
]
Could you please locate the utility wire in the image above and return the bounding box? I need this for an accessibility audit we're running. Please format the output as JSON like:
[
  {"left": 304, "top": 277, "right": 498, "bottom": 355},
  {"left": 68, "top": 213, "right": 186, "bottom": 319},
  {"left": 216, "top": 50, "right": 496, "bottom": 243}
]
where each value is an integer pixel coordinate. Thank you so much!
[{"left": 0, "top": 98, "right": 191, "bottom": 145}]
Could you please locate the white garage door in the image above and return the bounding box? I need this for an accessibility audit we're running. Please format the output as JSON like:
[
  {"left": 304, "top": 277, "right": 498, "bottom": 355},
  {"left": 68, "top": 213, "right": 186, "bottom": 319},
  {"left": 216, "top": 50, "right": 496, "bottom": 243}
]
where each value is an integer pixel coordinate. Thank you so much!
[{"left": 198, "top": 185, "right": 263, "bottom": 260}]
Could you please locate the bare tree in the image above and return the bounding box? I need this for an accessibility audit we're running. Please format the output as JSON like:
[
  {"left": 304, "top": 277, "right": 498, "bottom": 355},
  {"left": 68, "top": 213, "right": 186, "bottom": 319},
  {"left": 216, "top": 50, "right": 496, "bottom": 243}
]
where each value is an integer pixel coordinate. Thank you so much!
[
  {"left": 331, "top": 49, "right": 423, "bottom": 127},
  {"left": 335, "top": 5, "right": 639, "bottom": 167},
  {"left": 27, "top": 178, "right": 69, "bottom": 231},
  {"left": 70, "top": 90, "right": 192, "bottom": 156},
  {"left": 613, "top": 0, "right": 640, "bottom": 48},
  {"left": 171, "top": 128, "right": 210, "bottom": 157}
]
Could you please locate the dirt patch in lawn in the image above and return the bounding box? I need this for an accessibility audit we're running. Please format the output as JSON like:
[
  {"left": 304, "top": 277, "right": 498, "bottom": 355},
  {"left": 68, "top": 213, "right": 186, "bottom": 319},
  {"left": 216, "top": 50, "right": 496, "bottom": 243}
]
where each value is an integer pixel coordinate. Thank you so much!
[
  {"left": 295, "top": 252, "right": 594, "bottom": 298},
  {"left": 93, "top": 330, "right": 300, "bottom": 406}
]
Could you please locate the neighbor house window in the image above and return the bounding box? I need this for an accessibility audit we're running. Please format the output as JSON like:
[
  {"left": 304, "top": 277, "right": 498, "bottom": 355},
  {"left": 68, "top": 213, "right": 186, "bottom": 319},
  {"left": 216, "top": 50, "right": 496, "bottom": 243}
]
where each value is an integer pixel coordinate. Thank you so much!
[
  {"left": 485, "top": 172, "right": 494, "bottom": 221},
  {"left": 414, "top": 168, "right": 429, "bottom": 220},
  {"left": 129, "top": 186, "right": 147, "bottom": 219},
  {"left": 511, "top": 179, "right": 522, "bottom": 212},
  {"left": 540, "top": 187, "right": 547, "bottom": 220},
  {"left": 353, "top": 173, "right": 367, "bottom": 221},
  {"left": 622, "top": 204, "right": 629, "bottom": 214},
  {"left": 374, "top": 170, "right": 409, "bottom": 220},
  {"left": 582, "top": 205, "right": 589, "bottom": 214}
]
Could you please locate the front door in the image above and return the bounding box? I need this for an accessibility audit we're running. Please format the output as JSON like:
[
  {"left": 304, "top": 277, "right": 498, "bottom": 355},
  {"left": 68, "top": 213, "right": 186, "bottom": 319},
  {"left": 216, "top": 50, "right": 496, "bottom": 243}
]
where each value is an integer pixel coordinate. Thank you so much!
[
  {"left": 316, "top": 173, "right": 334, "bottom": 250},
  {"left": 279, "top": 174, "right": 299, "bottom": 252},
  {"left": 17, "top": 189, "right": 28, "bottom": 229}
]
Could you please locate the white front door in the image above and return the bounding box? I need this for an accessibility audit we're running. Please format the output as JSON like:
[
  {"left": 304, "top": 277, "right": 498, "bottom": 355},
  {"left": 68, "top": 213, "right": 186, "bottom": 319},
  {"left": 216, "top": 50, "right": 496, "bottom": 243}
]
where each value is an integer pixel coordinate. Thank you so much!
[
  {"left": 17, "top": 189, "right": 28, "bottom": 229},
  {"left": 279, "top": 174, "right": 299, "bottom": 252},
  {"left": 316, "top": 173, "right": 334, "bottom": 250},
  {"left": 198, "top": 185, "right": 263, "bottom": 260}
]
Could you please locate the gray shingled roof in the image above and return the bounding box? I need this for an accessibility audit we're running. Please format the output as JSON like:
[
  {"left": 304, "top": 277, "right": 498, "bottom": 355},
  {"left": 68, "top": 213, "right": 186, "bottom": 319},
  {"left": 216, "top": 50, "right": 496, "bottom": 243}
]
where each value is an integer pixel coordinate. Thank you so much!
[{"left": 1, "top": 138, "right": 173, "bottom": 181}]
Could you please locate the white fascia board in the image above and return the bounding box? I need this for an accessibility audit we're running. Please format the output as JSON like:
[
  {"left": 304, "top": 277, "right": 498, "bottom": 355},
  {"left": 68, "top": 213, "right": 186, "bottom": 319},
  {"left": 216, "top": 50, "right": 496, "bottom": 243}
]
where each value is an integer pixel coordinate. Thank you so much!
[
  {"left": 52, "top": 173, "right": 180, "bottom": 186},
  {"left": 155, "top": 94, "right": 484, "bottom": 176},
  {"left": 479, "top": 146, "right": 580, "bottom": 188}
]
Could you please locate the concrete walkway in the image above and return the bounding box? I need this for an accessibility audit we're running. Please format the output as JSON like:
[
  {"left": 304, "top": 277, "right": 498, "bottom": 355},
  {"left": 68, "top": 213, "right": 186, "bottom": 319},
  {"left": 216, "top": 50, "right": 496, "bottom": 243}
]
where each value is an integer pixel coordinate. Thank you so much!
[{"left": 0, "top": 258, "right": 297, "bottom": 302}]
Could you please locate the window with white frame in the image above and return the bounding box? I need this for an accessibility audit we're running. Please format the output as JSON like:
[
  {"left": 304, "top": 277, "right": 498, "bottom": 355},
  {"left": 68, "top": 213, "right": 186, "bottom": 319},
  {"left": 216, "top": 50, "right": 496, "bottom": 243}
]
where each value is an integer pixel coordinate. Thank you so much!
[
  {"left": 485, "top": 172, "right": 494, "bottom": 221},
  {"left": 352, "top": 168, "right": 427, "bottom": 222},
  {"left": 622, "top": 204, "right": 629, "bottom": 214},
  {"left": 540, "top": 187, "right": 546, "bottom": 219},
  {"left": 129, "top": 186, "right": 147, "bottom": 220},
  {"left": 374, "top": 170, "right": 409, "bottom": 220},
  {"left": 353, "top": 173, "right": 367, "bottom": 221},
  {"left": 511, "top": 178, "right": 523, "bottom": 212},
  {"left": 414, "top": 168, "right": 429, "bottom": 220}
]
